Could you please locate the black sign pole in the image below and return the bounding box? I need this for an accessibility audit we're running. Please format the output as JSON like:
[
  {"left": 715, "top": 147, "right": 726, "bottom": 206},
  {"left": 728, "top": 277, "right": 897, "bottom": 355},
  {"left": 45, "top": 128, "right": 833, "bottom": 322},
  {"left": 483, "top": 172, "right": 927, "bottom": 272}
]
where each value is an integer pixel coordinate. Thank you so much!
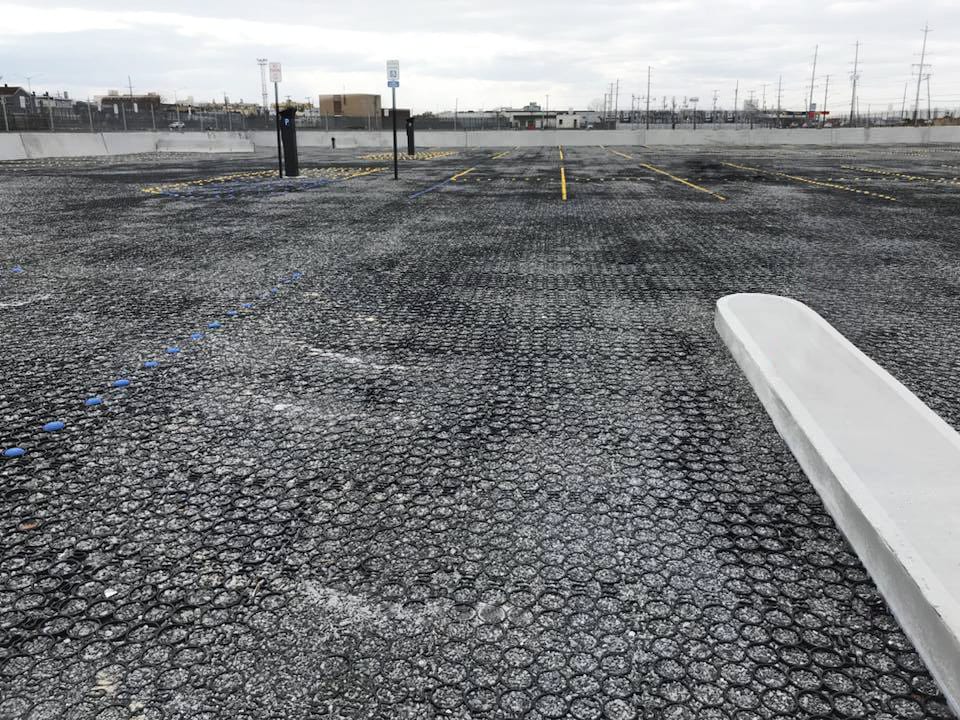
[
  {"left": 391, "top": 87, "right": 399, "bottom": 180},
  {"left": 274, "top": 82, "right": 283, "bottom": 178}
]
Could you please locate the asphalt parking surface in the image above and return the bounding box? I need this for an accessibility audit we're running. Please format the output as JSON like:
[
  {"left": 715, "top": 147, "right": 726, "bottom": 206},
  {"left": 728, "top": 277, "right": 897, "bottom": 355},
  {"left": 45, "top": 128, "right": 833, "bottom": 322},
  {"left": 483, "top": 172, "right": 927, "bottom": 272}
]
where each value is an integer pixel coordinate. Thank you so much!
[{"left": 2, "top": 143, "right": 959, "bottom": 719}]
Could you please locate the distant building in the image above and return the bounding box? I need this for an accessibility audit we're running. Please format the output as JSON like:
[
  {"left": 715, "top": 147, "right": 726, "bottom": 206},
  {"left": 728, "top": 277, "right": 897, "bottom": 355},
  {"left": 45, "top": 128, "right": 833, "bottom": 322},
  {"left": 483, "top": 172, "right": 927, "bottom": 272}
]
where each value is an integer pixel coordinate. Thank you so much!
[
  {"left": 318, "top": 94, "right": 381, "bottom": 119},
  {"left": 95, "top": 91, "right": 165, "bottom": 115},
  {"left": 0, "top": 84, "right": 35, "bottom": 113}
]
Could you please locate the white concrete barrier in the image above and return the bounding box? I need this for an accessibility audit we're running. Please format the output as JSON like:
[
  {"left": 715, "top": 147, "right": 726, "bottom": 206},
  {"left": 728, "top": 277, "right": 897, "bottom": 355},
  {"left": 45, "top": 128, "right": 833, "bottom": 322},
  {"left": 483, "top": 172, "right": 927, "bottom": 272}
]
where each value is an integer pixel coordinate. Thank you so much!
[
  {"left": 157, "top": 131, "right": 253, "bottom": 153},
  {"left": 716, "top": 293, "right": 960, "bottom": 715},
  {"left": 101, "top": 132, "right": 160, "bottom": 155},
  {"left": 20, "top": 132, "right": 109, "bottom": 158},
  {"left": 5, "top": 125, "right": 960, "bottom": 160},
  {"left": 0, "top": 134, "right": 27, "bottom": 161}
]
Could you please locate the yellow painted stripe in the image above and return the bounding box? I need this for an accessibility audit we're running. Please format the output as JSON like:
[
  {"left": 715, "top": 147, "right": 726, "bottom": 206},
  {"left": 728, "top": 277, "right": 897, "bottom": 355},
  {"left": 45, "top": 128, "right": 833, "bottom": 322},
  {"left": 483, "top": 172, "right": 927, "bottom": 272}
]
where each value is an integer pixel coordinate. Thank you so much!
[
  {"left": 559, "top": 145, "right": 568, "bottom": 201},
  {"left": 604, "top": 147, "right": 725, "bottom": 200},
  {"left": 723, "top": 161, "right": 897, "bottom": 202},
  {"left": 451, "top": 167, "right": 477, "bottom": 181},
  {"left": 639, "top": 162, "right": 726, "bottom": 201}
]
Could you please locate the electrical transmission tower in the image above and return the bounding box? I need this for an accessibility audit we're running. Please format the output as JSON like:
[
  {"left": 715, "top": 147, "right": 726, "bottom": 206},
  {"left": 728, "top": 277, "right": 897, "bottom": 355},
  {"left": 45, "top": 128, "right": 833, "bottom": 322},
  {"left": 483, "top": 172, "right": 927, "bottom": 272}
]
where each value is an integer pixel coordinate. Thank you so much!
[
  {"left": 849, "top": 41, "right": 860, "bottom": 126},
  {"left": 807, "top": 45, "right": 819, "bottom": 116},
  {"left": 912, "top": 24, "right": 931, "bottom": 127}
]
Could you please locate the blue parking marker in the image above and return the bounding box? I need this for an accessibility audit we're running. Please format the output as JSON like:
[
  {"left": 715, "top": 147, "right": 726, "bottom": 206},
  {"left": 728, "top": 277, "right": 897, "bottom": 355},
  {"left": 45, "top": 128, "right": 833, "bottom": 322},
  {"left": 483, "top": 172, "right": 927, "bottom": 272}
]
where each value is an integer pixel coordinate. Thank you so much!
[
  {"left": 226, "top": 310, "right": 238, "bottom": 317},
  {"left": 144, "top": 360, "right": 159, "bottom": 368},
  {"left": 208, "top": 321, "right": 222, "bottom": 329},
  {"left": 42, "top": 421, "right": 65, "bottom": 432},
  {"left": 3, "top": 447, "right": 26, "bottom": 458},
  {"left": 11, "top": 265, "right": 24, "bottom": 274},
  {"left": 241, "top": 303, "right": 253, "bottom": 309},
  {"left": 191, "top": 332, "right": 204, "bottom": 341},
  {"left": 166, "top": 346, "right": 180, "bottom": 354},
  {"left": 292, "top": 271, "right": 303, "bottom": 280},
  {"left": 112, "top": 378, "right": 130, "bottom": 388},
  {"left": 84, "top": 397, "right": 103, "bottom": 406}
]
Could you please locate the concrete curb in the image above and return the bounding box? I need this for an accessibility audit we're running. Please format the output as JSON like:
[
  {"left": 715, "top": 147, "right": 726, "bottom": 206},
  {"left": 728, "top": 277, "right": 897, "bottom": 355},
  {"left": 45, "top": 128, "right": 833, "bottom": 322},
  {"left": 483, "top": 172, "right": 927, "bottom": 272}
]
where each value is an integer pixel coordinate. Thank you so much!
[{"left": 716, "top": 293, "right": 960, "bottom": 716}]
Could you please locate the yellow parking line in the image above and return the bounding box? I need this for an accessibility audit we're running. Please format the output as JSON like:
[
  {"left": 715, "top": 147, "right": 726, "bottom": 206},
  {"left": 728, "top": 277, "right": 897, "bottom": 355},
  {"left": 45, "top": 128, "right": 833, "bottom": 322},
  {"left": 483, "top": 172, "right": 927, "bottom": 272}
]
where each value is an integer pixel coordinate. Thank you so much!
[
  {"left": 605, "top": 147, "right": 725, "bottom": 200},
  {"left": 559, "top": 146, "right": 567, "bottom": 201},
  {"left": 724, "top": 161, "right": 896, "bottom": 202},
  {"left": 451, "top": 167, "right": 477, "bottom": 181},
  {"left": 638, "top": 162, "right": 726, "bottom": 201}
]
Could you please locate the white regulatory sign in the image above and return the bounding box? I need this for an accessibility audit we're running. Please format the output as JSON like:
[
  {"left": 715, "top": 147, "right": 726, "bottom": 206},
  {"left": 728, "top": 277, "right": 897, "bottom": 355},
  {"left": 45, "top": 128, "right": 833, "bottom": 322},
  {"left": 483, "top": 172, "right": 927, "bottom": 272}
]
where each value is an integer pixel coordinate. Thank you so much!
[
  {"left": 269, "top": 62, "right": 282, "bottom": 83},
  {"left": 386, "top": 59, "right": 400, "bottom": 87}
]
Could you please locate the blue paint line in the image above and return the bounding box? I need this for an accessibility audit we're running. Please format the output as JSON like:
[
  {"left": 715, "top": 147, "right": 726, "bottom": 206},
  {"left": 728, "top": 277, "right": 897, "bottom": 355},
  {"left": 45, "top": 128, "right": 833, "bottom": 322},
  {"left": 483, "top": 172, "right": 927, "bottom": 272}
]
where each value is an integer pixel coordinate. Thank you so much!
[
  {"left": 191, "top": 332, "right": 204, "bottom": 340},
  {"left": 84, "top": 397, "right": 103, "bottom": 406},
  {"left": 3, "top": 447, "right": 25, "bottom": 458},
  {"left": 409, "top": 178, "right": 453, "bottom": 200},
  {"left": 208, "top": 321, "right": 222, "bottom": 329},
  {"left": 144, "top": 360, "right": 159, "bottom": 368},
  {"left": 226, "top": 310, "right": 238, "bottom": 317},
  {"left": 166, "top": 347, "right": 181, "bottom": 354},
  {"left": 241, "top": 303, "right": 253, "bottom": 309},
  {"left": 112, "top": 378, "right": 130, "bottom": 388},
  {"left": 42, "top": 421, "right": 65, "bottom": 432}
]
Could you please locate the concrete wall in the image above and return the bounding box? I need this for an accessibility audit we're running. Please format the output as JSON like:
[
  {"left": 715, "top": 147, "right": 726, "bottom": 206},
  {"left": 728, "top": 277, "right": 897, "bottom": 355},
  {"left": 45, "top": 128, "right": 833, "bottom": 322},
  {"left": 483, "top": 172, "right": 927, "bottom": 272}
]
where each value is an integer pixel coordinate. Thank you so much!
[
  {"left": 19, "top": 132, "right": 109, "bottom": 157},
  {"left": 0, "top": 133, "right": 27, "bottom": 161},
  {"left": 157, "top": 131, "right": 254, "bottom": 153},
  {"left": 3, "top": 125, "right": 960, "bottom": 161},
  {"left": 249, "top": 126, "right": 960, "bottom": 149}
]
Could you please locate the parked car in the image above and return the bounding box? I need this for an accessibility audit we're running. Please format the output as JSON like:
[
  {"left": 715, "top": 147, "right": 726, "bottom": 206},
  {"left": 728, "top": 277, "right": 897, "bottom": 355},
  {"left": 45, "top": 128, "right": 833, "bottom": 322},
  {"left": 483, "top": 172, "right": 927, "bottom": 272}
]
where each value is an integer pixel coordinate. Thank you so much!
[{"left": 168, "top": 121, "right": 185, "bottom": 131}]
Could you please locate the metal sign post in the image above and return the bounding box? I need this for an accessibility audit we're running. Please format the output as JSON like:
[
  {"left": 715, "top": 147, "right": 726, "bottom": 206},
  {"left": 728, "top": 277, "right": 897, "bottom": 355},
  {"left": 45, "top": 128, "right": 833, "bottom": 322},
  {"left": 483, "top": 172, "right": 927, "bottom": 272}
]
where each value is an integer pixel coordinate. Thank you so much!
[
  {"left": 269, "top": 62, "right": 283, "bottom": 178},
  {"left": 387, "top": 60, "right": 400, "bottom": 180}
]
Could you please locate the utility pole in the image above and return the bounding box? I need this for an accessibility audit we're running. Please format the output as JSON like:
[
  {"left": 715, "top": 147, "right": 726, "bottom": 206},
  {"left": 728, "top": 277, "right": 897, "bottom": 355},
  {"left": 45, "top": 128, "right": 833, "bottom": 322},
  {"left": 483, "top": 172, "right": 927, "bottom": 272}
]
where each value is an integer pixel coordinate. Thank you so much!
[
  {"left": 912, "top": 23, "right": 930, "bottom": 126},
  {"left": 926, "top": 74, "right": 932, "bottom": 121},
  {"left": 257, "top": 58, "right": 269, "bottom": 116},
  {"left": 807, "top": 44, "right": 819, "bottom": 116},
  {"left": 900, "top": 81, "right": 908, "bottom": 120},
  {"left": 127, "top": 76, "right": 134, "bottom": 97},
  {"left": 821, "top": 74, "right": 830, "bottom": 127},
  {"left": 645, "top": 66, "right": 651, "bottom": 130},
  {"left": 760, "top": 83, "right": 768, "bottom": 111},
  {"left": 849, "top": 41, "right": 860, "bottom": 126},
  {"left": 712, "top": 90, "right": 718, "bottom": 122},
  {"left": 614, "top": 78, "right": 620, "bottom": 123},
  {"left": 776, "top": 75, "right": 782, "bottom": 128},
  {"left": 733, "top": 80, "right": 739, "bottom": 128}
]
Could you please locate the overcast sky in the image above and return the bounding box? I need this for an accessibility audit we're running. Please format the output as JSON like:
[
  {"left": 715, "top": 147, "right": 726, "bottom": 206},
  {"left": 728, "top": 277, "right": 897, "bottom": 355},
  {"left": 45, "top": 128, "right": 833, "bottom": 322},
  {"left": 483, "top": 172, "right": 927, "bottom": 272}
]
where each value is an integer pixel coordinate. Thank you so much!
[{"left": 1, "top": 1, "right": 957, "bottom": 115}]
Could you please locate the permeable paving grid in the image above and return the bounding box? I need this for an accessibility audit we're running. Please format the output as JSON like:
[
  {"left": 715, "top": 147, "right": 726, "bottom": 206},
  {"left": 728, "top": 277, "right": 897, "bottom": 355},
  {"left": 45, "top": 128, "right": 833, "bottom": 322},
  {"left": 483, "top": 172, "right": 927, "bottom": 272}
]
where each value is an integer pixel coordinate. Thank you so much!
[{"left": 1, "top": 145, "right": 959, "bottom": 719}]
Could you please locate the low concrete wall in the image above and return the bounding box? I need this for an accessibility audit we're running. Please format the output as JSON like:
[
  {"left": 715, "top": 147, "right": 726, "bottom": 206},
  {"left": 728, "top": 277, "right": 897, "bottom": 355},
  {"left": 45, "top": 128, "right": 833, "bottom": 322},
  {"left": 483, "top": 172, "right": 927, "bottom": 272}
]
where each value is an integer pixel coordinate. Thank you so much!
[
  {"left": 20, "top": 132, "right": 109, "bottom": 158},
  {"left": 101, "top": 132, "right": 161, "bottom": 155},
  {"left": 3, "top": 125, "right": 960, "bottom": 160},
  {"left": 0, "top": 134, "right": 27, "bottom": 161},
  {"left": 157, "top": 131, "right": 253, "bottom": 153},
  {"left": 250, "top": 126, "right": 960, "bottom": 149}
]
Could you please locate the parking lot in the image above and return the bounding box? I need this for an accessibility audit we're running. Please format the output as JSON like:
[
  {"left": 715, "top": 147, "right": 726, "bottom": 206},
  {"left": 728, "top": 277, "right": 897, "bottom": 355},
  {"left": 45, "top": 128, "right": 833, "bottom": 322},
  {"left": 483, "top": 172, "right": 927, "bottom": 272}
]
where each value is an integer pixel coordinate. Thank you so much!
[{"left": 2, "top": 143, "right": 959, "bottom": 719}]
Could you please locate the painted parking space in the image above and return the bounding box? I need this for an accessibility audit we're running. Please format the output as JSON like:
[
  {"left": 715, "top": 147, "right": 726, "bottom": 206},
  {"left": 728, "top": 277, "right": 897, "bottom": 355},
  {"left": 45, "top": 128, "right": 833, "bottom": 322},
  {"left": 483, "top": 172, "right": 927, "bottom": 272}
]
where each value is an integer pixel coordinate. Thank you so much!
[{"left": 722, "top": 160, "right": 898, "bottom": 202}]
